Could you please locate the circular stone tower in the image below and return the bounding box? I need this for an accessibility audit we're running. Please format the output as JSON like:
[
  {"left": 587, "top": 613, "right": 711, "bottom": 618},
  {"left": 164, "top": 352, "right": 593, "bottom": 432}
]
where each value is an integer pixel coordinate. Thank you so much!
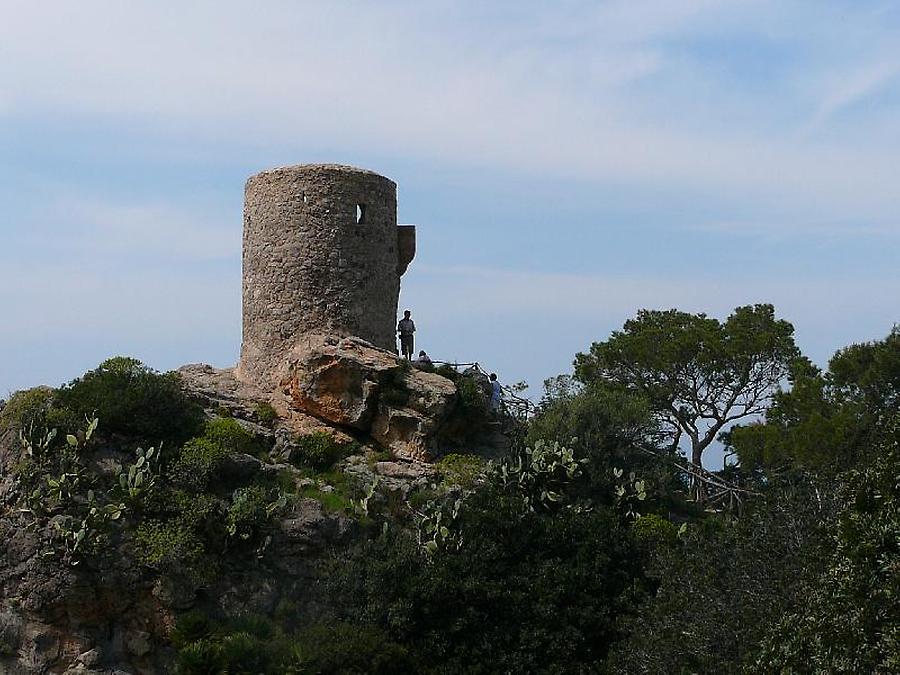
[{"left": 238, "top": 164, "right": 416, "bottom": 385}]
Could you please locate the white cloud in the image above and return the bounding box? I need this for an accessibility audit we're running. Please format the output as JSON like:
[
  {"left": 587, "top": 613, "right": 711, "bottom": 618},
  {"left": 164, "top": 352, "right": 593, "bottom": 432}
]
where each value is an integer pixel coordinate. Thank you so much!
[
  {"left": 1, "top": 1, "right": 900, "bottom": 220},
  {"left": 2, "top": 0, "right": 899, "bottom": 400},
  {"left": 807, "top": 59, "right": 900, "bottom": 129},
  {"left": 5, "top": 194, "right": 239, "bottom": 262}
]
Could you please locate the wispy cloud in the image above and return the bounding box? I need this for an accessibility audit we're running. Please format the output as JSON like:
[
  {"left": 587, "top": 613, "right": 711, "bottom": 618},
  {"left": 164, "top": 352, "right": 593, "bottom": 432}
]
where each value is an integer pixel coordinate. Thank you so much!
[
  {"left": 807, "top": 59, "right": 900, "bottom": 129},
  {"left": 690, "top": 219, "right": 900, "bottom": 240},
  {"left": 2, "top": 0, "right": 899, "bottom": 402},
  {"left": 2, "top": 2, "right": 900, "bottom": 218},
  {"left": 6, "top": 194, "right": 238, "bottom": 262}
]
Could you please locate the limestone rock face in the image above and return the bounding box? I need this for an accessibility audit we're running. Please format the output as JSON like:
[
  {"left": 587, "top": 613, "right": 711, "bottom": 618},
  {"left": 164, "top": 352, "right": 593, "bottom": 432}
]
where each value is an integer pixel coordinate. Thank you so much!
[{"left": 280, "top": 335, "right": 457, "bottom": 460}]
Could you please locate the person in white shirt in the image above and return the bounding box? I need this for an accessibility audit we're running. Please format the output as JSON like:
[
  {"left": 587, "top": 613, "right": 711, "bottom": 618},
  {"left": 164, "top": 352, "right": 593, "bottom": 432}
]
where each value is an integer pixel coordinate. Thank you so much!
[{"left": 489, "top": 373, "right": 502, "bottom": 412}]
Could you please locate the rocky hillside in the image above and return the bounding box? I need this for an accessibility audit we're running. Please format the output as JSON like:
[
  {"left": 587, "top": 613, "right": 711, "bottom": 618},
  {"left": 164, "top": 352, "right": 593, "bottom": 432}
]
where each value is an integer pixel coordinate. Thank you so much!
[{"left": 0, "top": 340, "right": 509, "bottom": 674}]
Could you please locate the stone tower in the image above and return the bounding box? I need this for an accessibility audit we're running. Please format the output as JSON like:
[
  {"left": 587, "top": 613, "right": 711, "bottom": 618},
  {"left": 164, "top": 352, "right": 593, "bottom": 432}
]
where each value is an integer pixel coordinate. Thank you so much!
[{"left": 238, "top": 164, "right": 416, "bottom": 385}]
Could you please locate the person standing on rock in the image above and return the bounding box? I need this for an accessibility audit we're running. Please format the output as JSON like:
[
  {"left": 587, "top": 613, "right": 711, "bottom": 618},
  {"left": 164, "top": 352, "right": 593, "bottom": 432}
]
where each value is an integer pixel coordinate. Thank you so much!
[
  {"left": 490, "top": 373, "right": 503, "bottom": 413},
  {"left": 398, "top": 310, "right": 416, "bottom": 360}
]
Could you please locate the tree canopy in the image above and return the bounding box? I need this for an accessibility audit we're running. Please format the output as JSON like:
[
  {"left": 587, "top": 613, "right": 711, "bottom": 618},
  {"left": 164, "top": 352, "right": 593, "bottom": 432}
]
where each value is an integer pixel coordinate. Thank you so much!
[
  {"left": 727, "top": 326, "right": 900, "bottom": 470},
  {"left": 574, "top": 304, "right": 799, "bottom": 465}
]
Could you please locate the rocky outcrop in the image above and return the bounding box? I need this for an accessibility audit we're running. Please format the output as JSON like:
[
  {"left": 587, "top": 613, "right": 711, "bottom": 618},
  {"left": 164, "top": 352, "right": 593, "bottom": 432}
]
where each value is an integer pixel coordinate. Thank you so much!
[
  {"left": 278, "top": 335, "right": 458, "bottom": 460},
  {"left": 0, "top": 471, "right": 356, "bottom": 674}
]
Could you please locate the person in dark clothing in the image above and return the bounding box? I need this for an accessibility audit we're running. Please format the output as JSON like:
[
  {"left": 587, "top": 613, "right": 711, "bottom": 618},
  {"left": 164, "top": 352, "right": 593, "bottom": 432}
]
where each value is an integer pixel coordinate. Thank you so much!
[{"left": 398, "top": 310, "right": 416, "bottom": 359}]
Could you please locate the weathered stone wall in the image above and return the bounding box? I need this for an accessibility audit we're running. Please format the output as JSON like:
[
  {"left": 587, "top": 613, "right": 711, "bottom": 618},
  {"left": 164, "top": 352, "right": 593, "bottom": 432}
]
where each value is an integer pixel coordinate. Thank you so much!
[{"left": 239, "top": 164, "right": 414, "bottom": 385}]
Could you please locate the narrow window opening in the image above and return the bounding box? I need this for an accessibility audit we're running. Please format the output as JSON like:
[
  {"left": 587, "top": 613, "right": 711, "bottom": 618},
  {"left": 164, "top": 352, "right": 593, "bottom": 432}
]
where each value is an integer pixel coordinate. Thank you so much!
[{"left": 356, "top": 204, "right": 366, "bottom": 224}]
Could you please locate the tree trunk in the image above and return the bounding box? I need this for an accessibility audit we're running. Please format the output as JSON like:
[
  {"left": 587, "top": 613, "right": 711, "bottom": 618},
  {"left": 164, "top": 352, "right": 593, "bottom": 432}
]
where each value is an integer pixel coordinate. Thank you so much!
[{"left": 691, "top": 443, "right": 703, "bottom": 467}]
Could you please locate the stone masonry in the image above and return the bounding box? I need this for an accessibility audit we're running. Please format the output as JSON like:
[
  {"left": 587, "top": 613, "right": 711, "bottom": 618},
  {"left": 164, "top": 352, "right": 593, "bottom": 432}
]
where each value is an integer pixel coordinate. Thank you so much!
[{"left": 238, "top": 164, "right": 416, "bottom": 386}]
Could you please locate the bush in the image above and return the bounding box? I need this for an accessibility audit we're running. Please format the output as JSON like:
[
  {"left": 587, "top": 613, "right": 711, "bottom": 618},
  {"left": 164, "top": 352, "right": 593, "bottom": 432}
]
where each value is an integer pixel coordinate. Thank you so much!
[
  {"left": 752, "top": 425, "right": 900, "bottom": 673},
  {"left": 226, "top": 485, "right": 271, "bottom": 540},
  {"left": 0, "top": 387, "right": 54, "bottom": 432},
  {"left": 254, "top": 402, "right": 278, "bottom": 428},
  {"left": 434, "top": 375, "right": 493, "bottom": 450},
  {"left": 52, "top": 357, "right": 203, "bottom": 444},
  {"left": 607, "top": 476, "right": 836, "bottom": 673},
  {"left": 436, "top": 453, "right": 486, "bottom": 489},
  {"left": 292, "top": 431, "right": 351, "bottom": 472},
  {"left": 631, "top": 513, "right": 679, "bottom": 549},
  {"left": 292, "top": 621, "right": 416, "bottom": 673},
  {"left": 171, "top": 610, "right": 212, "bottom": 649},
  {"left": 133, "top": 519, "right": 205, "bottom": 573},
  {"left": 218, "top": 632, "right": 273, "bottom": 673},
  {"left": 202, "top": 417, "right": 259, "bottom": 456},
  {"left": 329, "top": 474, "right": 644, "bottom": 672},
  {"left": 434, "top": 364, "right": 460, "bottom": 382},
  {"left": 169, "top": 438, "right": 230, "bottom": 490},
  {"left": 174, "top": 614, "right": 295, "bottom": 675},
  {"left": 175, "top": 639, "right": 223, "bottom": 675},
  {"left": 456, "top": 375, "right": 485, "bottom": 412},
  {"left": 380, "top": 365, "right": 412, "bottom": 408}
]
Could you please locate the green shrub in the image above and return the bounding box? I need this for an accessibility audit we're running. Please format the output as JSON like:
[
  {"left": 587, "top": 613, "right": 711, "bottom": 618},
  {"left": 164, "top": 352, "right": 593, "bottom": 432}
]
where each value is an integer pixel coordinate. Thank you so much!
[
  {"left": 227, "top": 613, "right": 275, "bottom": 640},
  {"left": 174, "top": 639, "right": 223, "bottom": 675},
  {"left": 380, "top": 386, "right": 410, "bottom": 407},
  {"left": 291, "top": 621, "right": 416, "bottom": 674},
  {"left": 52, "top": 357, "right": 203, "bottom": 444},
  {"left": 133, "top": 519, "right": 205, "bottom": 572},
  {"left": 171, "top": 610, "right": 212, "bottom": 649},
  {"left": 292, "top": 431, "right": 350, "bottom": 471},
  {"left": 435, "top": 364, "right": 460, "bottom": 382},
  {"left": 299, "top": 486, "right": 352, "bottom": 514},
  {"left": 457, "top": 375, "right": 486, "bottom": 412},
  {"left": 631, "top": 513, "right": 679, "bottom": 548},
  {"left": 368, "top": 448, "right": 393, "bottom": 465},
  {"left": 171, "top": 490, "right": 223, "bottom": 531},
  {"left": 437, "top": 453, "right": 486, "bottom": 489},
  {"left": 169, "top": 438, "right": 230, "bottom": 490},
  {"left": 226, "top": 485, "right": 271, "bottom": 540},
  {"left": 254, "top": 402, "right": 278, "bottom": 428},
  {"left": 0, "top": 387, "right": 54, "bottom": 432},
  {"left": 218, "top": 632, "right": 273, "bottom": 673},
  {"left": 202, "top": 417, "right": 258, "bottom": 455},
  {"left": 406, "top": 487, "right": 438, "bottom": 512},
  {"left": 330, "top": 492, "right": 642, "bottom": 672},
  {"left": 752, "top": 427, "right": 900, "bottom": 673},
  {"left": 174, "top": 614, "right": 292, "bottom": 675},
  {"left": 274, "top": 469, "right": 297, "bottom": 494}
]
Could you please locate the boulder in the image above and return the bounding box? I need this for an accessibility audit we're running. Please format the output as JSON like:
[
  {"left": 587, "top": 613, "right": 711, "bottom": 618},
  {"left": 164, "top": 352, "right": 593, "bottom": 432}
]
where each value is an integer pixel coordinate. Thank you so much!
[{"left": 278, "top": 335, "right": 457, "bottom": 460}]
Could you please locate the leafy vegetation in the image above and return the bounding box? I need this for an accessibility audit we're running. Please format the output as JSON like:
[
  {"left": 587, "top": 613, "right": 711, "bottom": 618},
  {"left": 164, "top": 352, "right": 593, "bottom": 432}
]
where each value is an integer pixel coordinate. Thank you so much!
[
  {"left": 727, "top": 327, "right": 900, "bottom": 471},
  {"left": 290, "top": 431, "right": 353, "bottom": 471},
  {"left": 752, "top": 421, "right": 900, "bottom": 673},
  {"left": 51, "top": 356, "right": 204, "bottom": 444},
  {"left": 327, "top": 464, "right": 645, "bottom": 672},
  {"left": 574, "top": 304, "right": 799, "bottom": 466},
  {"left": 134, "top": 518, "right": 206, "bottom": 572},
  {"left": 435, "top": 452, "right": 485, "bottom": 489},
  {"left": 3, "top": 311, "right": 898, "bottom": 673},
  {"left": 254, "top": 401, "right": 279, "bottom": 428},
  {"left": 0, "top": 386, "right": 54, "bottom": 434}
]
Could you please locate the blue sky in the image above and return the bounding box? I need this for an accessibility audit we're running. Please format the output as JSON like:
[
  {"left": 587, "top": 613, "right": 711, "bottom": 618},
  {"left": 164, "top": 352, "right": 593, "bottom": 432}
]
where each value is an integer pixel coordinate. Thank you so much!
[{"left": 2, "top": 1, "right": 899, "bottom": 467}]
